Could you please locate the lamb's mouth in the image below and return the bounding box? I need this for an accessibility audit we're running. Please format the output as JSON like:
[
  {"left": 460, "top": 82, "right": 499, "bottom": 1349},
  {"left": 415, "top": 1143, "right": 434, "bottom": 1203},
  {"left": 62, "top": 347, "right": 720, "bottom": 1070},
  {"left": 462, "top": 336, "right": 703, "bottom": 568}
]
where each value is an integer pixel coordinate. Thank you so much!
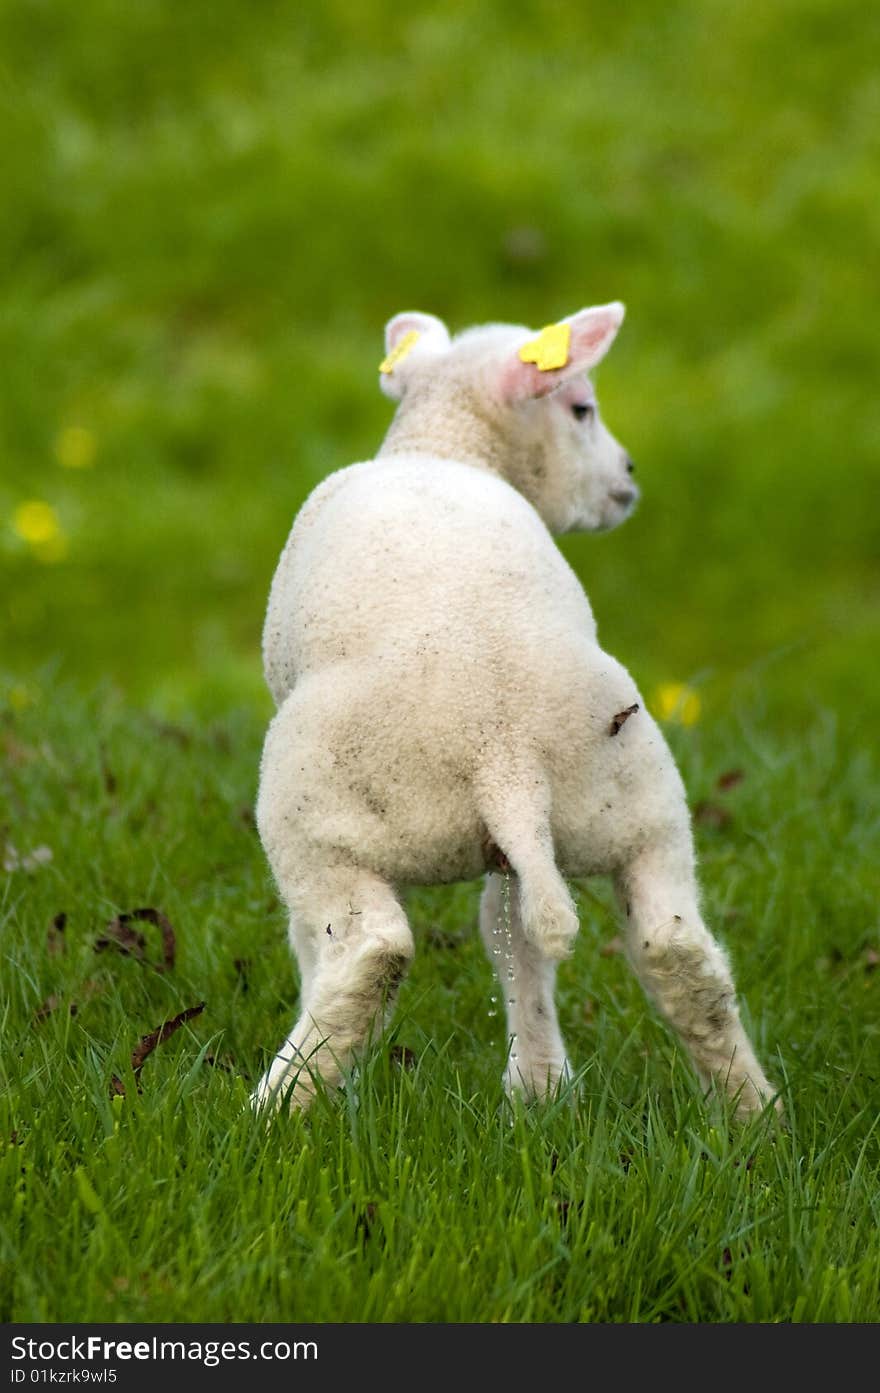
[
  {"left": 595, "top": 493, "right": 639, "bottom": 532},
  {"left": 610, "top": 485, "right": 639, "bottom": 511}
]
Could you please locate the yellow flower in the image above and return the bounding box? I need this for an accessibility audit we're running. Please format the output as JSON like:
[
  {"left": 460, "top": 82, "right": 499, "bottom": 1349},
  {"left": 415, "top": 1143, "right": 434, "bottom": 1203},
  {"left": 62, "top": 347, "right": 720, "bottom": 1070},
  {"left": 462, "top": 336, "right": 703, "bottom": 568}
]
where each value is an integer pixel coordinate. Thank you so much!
[
  {"left": 55, "top": 425, "right": 97, "bottom": 469},
  {"left": 9, "top": 684, "right": 37, "bottom": 711},
  {"left": 12, "top": 501, "right": 68, "bottom": 563},
  {"left": 653, "top": 682, "right": 701, "bottom": 726},
  {"left": 14, "top": 500, "right": 60, "bottom": 543}
]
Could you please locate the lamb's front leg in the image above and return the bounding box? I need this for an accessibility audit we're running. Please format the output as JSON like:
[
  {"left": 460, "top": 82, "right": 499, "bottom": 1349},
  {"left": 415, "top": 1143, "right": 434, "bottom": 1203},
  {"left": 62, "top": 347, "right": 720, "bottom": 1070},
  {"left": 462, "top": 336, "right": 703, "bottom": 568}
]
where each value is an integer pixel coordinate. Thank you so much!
[
  {"left": 617, "top": 842, "right": 778, "bottom": 1119},
  {"left": 479, "top": 872, "right": 572, "bottom": 1099}
]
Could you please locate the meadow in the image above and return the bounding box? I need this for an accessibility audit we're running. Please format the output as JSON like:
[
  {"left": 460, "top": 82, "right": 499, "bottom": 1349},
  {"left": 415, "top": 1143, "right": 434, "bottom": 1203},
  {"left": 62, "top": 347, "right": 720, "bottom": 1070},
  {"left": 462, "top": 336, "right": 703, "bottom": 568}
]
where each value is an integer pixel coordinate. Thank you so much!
[{"left": 1, "top": 0, "right": 878, "bottom": 1322}]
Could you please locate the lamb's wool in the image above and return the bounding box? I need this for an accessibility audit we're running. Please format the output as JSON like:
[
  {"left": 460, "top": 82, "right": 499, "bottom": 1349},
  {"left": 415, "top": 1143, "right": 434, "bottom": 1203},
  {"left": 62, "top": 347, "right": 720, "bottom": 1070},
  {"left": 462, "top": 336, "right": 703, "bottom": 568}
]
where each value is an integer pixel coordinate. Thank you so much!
[{"left": 253, "top": 305, "right": 776, "bottom": 1117}]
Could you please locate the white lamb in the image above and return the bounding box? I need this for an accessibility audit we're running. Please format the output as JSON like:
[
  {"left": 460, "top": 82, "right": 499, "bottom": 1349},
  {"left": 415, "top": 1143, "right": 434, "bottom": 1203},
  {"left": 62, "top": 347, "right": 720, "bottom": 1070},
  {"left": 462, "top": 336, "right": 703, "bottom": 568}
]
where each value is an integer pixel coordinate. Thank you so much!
[{"left": 253, "top": 302, "right": 776, "bottom": 1119}]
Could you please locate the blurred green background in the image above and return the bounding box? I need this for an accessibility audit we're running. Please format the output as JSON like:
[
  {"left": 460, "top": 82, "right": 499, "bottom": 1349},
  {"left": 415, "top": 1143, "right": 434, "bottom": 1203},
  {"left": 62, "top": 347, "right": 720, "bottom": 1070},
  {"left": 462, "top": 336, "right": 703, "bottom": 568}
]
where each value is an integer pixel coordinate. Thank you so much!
[
  {"left": 1, "top": 0, "right": 878, "bottom": 726},
  {"left": 2, "top": 1, "right": 879, "bottom": 1325}
]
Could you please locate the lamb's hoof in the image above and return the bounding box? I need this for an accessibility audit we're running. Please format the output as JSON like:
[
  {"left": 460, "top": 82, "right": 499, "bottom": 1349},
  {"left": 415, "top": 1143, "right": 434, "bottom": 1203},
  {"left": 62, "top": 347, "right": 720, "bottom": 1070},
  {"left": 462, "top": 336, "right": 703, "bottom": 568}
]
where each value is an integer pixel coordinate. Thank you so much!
[
  {"left": 251, "top": 1073, "right": 285, "bottom": 1115},
  {"left": 251, "top": 1065, "right": 314, "bottom": 1117},
  {"left": 504, "top": 1057, "right": 572, "bottom": 1102},
  {"left": 729, "top": 1075, "right": 784, "bottom": 1124}
]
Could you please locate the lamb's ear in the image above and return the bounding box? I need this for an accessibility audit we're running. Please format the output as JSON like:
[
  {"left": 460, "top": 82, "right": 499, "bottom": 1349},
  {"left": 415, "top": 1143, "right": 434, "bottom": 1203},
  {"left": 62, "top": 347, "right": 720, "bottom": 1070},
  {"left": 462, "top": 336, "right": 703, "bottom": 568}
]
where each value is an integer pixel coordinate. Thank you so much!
[
  {"left": 499, "top": 302, "right": 625, "bottom": 402},
  {"left": 379, "top": 311, "right": 451, "bottom": 401}
]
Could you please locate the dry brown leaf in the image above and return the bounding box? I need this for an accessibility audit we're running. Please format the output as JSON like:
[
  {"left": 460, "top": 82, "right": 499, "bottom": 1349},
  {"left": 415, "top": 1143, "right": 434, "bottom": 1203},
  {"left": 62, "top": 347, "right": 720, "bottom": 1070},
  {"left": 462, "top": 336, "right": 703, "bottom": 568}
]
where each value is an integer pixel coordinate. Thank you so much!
[
  {"left": 204, "top": 1052, "right": 237, "bottom": 1074},
  {"left": 95, "top": 920, "right": 146, "bottom": 960},
  {"left": 717, "top": 769, "right": 745, "bottom": 792},
  {"left": 609, "top": 703, "right": 639, "bottom": 737},
  {"left": 147, "top": 718, "right": 192, "bottom": 748},
  {"left": 553, "top": 1196, "right": 584, "bottom": 1228},
  {"left": 355, "top": 1202, "right": 379, "bottom": 1244},
  {"left": 424, "top": 927, "right": 461, "bottom": 951},
  {"left": 34, "top": 977, "right": 104, "bottom": 1024},
  {"left": 95, "top": 908, "right": 176, "bottom": 973},
  {"left": 694, "top": 800, "right": 732, "bottom": 830},
  {"left": 34, "top": 994, "right": 67, "bottom": 1023},
  {"left": 131, "top": 1001, "right": 206, "bottom": 1078},
  {"left": 101, "top": 756, "right": 117, "bottom": 797},
  {"left": 47, "top": 911, "right": 67, "bottom": 957}
]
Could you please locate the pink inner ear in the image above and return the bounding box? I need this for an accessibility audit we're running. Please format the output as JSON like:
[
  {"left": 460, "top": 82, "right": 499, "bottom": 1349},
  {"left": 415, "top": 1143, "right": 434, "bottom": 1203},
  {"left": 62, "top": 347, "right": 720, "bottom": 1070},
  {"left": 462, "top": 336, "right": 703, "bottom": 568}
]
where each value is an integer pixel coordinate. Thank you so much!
[{"left": 568, "top": 304, "right": 624, "bottom": 362}]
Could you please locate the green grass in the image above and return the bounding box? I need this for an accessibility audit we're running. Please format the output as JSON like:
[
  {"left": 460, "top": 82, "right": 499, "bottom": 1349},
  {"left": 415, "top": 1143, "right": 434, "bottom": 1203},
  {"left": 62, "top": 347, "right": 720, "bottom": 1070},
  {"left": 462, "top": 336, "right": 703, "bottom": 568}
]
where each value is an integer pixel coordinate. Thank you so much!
[
  {"left": 2, "top": 685, "right": 879, "bottom": 1322},
  {"left": 1, "top": 0, "right": 879, "bottom": 1323}
]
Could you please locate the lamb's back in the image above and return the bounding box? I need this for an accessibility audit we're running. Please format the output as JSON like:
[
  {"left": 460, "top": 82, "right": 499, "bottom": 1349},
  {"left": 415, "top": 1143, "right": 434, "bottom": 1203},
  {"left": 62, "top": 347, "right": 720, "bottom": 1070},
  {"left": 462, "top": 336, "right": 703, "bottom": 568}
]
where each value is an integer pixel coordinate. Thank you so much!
[{"left": 263, "top": 454, "right": 596, "bottom": 705}]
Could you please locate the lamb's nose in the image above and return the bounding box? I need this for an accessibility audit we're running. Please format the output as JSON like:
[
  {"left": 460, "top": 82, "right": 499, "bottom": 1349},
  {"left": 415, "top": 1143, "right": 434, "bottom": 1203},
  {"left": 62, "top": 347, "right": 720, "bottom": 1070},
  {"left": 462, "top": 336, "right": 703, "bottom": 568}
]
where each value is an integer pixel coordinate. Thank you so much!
[{"left": 611, "top": 487, "right": 637, "bottom": 507}]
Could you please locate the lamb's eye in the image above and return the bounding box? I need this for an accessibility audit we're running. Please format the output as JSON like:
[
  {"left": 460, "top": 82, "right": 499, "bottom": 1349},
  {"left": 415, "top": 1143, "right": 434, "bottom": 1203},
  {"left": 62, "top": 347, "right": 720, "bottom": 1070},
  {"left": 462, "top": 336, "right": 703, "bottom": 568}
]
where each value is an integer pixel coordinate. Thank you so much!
[{"left": 572, "top": 402, "right": 594, "bottom": 422}]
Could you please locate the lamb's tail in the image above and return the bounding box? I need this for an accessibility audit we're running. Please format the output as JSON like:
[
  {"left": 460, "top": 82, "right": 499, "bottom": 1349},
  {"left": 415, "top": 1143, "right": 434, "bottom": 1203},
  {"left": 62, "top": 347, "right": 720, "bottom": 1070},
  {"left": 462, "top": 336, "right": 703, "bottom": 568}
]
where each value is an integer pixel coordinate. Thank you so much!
[{"left": 480, "top": 779, "right": 579, "bottom": 961}]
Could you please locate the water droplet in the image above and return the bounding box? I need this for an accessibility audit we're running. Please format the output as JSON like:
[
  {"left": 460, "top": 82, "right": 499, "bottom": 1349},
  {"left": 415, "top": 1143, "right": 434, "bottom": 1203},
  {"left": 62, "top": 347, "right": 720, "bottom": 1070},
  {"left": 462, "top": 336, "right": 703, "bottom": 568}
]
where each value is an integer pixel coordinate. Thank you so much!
[{"left": 489, "top": 868, "right": 521, "bottom": 1040}]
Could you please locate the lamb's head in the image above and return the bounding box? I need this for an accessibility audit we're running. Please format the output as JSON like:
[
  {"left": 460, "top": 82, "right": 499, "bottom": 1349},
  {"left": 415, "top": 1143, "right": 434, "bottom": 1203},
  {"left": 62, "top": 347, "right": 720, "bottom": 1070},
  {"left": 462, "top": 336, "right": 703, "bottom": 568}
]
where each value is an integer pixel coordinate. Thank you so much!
[{"left": 378, "top": 303, "right": 637, "bottom": 534}]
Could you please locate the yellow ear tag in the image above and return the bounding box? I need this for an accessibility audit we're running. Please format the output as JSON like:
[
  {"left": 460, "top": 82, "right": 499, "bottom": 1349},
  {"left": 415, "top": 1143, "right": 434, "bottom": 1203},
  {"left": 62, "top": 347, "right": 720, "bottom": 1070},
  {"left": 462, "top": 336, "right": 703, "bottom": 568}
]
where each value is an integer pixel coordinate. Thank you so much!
[
  {"left": 518, "top": 322, "right": 571, "bottom": 372},
  {"left": 379, "top": 329, "right": 421, "bottom": 374}
]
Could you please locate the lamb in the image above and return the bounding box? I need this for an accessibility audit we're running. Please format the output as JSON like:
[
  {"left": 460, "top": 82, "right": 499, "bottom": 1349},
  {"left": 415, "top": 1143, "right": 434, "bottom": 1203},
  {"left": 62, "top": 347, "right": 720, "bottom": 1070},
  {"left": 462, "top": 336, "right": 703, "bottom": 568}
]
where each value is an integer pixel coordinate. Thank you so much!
[{"left": 252, "top": 302, "right": 776, "bottom": 1119}]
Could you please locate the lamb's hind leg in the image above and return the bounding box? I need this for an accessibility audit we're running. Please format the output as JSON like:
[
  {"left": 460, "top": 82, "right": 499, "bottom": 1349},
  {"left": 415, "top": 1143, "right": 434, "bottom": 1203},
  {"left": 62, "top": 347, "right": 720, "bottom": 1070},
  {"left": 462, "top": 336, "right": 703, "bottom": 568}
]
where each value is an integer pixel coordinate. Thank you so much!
[
  {"left": 252, "top": 866, "right": 414, "bottom": 1113},
  {"left": 479, "top": 872, "right": 571, "bottom": 1099},
  {"left": 617, "top": 839, "right": 777, "bottom": 1119}
]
